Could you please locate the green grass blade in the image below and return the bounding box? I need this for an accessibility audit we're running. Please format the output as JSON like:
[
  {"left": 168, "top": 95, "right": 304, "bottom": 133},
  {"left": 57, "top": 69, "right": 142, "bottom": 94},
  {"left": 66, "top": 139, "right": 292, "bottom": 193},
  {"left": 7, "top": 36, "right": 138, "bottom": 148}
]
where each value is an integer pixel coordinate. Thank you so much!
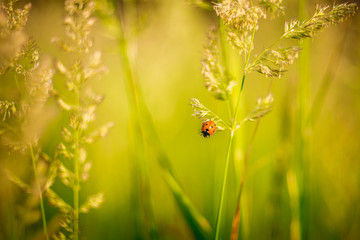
[
  {"left": 107, "top": 2, "right": 212, "bottom": 238},
  {"left": 294, "top": 0, "right": 311, "bottom": 239},
  {"left": 163, "top": 170, "right": 213, "bottom": 240},
  {"left": 138, "top": 90, "right": 213, "bottom": 240}
]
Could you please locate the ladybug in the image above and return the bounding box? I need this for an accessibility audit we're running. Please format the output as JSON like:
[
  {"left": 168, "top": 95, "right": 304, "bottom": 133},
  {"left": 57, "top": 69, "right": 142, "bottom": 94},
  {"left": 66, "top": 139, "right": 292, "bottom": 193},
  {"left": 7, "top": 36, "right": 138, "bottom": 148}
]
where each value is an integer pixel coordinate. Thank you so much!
[{"left": 202, "top": 120, "right": 216, "bottom": 137}]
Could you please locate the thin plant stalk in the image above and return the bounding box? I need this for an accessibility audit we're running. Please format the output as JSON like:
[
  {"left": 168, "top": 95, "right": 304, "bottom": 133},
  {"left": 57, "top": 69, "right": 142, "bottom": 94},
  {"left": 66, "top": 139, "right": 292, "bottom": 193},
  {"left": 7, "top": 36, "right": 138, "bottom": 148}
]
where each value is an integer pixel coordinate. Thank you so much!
[
  {"left": 119, "top": 31, "right": 158, "bottom": 240},
  {"left": 11, "top": 52, "right": 49, "bottom": 240},
  {"left": 214, "top": 69, "right": 246, "bottom": 240},
  {"left": 73, "top": 86, "right": 81, "bottom": 240},
  {"left": 29, "top": 145, "right": 49, "bottom": 240},
  {"left": 214, "top": 130, "right": 235, "bottom": 240},
  {"left": 116, "top": 2, "right": 158, "bottom": 238},
  {"left": 230, "top": 78, "right": 274, "bottom": 240},
  {"left": 100, "top": 3, "right": 212, "bottom": 239},
  {"left": 214, "top": 74, "right": 246, "bottom": 240},
  {"left": 214, "top": 16, "right": 257, "bottom": 239},
  {"left": 293, "top": 0, "right": 310, "bottom": 239},
  {"left": 306, "top": 25, "right": 349, "bottom": 127},
  {"left": 11, "top": 41, "right": 49, "bottom": 240},
  {"left": 230, "top": 119, "right": 259, "bottom": 240}
]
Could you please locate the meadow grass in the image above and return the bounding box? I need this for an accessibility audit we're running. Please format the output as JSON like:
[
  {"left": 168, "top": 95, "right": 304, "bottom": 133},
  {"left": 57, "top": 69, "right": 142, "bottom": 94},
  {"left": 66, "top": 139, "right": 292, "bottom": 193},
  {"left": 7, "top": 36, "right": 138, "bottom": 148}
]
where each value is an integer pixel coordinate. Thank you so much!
[
  {"left": 47, "top": 1, "right": 110, "bottom": 239},
  {"left": 190, "top": 1, "right": 357, "bottom": 239},
  {"left": 95, "top": 1, "right": 213, "bottom": 238},
  {"left": 0, "top": 1, "right": 53, "bottom": 239},
  {"left": 0, "top": 0, "right": 358, "bottom": 239}
]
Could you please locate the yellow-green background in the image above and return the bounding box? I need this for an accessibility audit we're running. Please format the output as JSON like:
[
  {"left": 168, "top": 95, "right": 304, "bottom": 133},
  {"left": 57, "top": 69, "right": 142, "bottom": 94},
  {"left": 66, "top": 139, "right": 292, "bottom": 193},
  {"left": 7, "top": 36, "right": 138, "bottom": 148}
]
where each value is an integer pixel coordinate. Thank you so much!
[{"left": 1, "top": 0, "right": 359, "bottom": 239}]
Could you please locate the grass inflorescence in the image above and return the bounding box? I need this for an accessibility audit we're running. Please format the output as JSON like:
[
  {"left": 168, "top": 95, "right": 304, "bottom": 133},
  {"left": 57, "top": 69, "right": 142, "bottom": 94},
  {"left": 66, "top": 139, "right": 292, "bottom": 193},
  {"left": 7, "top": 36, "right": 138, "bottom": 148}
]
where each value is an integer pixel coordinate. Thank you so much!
[
  {"left": 189, "top": 0, "right": 358, "bottom": 239},
  {"left": 0, "top": 0, "right": 358, "bottom": 239},
  {"left": 0, "top": 1, "right": 55, "bottom": 239},
  {"left": 48, "top": 0, "right": 111, "bottom": 239}
]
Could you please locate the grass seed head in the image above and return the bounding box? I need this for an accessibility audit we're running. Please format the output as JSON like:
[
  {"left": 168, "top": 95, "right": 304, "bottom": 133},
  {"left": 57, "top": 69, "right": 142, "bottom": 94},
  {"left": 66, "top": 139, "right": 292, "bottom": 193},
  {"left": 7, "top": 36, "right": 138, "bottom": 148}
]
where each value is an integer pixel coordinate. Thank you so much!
[
  {"left": 214, "top": 0, "right": 265, "bottom": 32},
  {"left": 283, "top": 3, "right": 358, "bottom": 40}
]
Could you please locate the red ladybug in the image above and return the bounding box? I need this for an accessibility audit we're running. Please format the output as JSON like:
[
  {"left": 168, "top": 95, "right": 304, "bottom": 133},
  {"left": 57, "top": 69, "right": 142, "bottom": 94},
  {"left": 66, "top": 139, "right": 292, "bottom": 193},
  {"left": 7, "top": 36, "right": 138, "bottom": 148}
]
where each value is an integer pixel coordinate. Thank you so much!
[{"left": 202, "top": 120, "right": 216, "bottom": 137}]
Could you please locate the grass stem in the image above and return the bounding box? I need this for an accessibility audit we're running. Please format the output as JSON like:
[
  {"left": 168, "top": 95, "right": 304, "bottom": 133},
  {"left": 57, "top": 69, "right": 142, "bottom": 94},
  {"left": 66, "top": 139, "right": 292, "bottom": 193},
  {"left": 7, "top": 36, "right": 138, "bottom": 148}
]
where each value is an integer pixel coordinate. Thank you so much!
[
  {"left": 306, "top": 25, "right": 349, "bottom": 127},
  {"left": 73, "top": 89, "right": 80, "bottom": 240},
  {"left": 29, "top": 145, "right": 49, "bottom": 240},
  {"left": 294, "top": 0, "right": 310, "bottom": 239},
  {"left": 116, "top": 4, "right": 158, "bottom": 238},
  {"left": 230, "top": 119, "right": 260, "bottom": 240},
  {"left": 230, "top": 78, "right": 274, "bottom": 240},
  {"left": 214, "top": 130, "right": 235, "bottom": 240},
  {"left": 214, "top": 15, "right": 257, "bottom": 238}
]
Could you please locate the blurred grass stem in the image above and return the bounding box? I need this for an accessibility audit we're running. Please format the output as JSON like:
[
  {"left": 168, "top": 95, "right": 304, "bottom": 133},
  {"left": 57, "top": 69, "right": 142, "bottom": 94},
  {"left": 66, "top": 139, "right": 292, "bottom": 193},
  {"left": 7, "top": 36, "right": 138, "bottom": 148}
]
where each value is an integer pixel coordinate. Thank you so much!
[
  {"left": 116, "top": 2, "right": 158, "bottom": 238},
  {"left": 306, "top": 26, "right": 349, "bottom": 127},
  {"left": 293, "top": 0, "right": 310, "bottom": 239},
  {"left": 29, "top": 144, "right": 49, "bottom": 240},
  {"left": 104, "top": 2, "right": 213, "bottom": 238},
  {"left": 215, "top": 18, "right": 257, "bottom": 239},
  {"left": 231, "top": 119, "right": 259, "bottom": 240},
  {"left": 231, "top": 78, "right": 274, "bottom": 240},
  {"left": 73, "top": 89, "right": 80, "bottom": 240}
]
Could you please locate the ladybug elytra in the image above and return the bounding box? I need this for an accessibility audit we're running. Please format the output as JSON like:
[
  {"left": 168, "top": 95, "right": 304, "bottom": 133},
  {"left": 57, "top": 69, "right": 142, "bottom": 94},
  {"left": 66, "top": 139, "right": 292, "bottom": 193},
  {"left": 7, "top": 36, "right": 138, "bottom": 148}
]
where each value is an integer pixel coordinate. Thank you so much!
[{"left": 202, "top": 120, "right": 216, "bottom": 137}]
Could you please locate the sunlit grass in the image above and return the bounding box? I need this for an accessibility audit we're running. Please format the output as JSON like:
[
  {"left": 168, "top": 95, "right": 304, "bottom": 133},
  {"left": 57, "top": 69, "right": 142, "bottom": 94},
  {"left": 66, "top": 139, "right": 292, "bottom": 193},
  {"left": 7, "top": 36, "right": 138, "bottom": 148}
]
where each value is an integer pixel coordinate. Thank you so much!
[{"left": 0, "top": 0, "right": 359, "bottom": 240}]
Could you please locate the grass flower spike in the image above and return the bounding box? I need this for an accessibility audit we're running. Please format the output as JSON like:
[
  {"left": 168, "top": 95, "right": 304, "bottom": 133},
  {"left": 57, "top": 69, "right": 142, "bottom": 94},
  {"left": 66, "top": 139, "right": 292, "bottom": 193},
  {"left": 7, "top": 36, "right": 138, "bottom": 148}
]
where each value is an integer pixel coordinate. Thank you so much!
[
  {"left": 283, "top": 3, "right": 358, "bottom": 40},
  {"left": 49, "top": 1, "right": 111, "bottom": 239},
  {"left": 202, "top": 27, "right": 236, "bottom": 101},
  {"left": 190, "top": 1, "right": 358, "bottom": 240},
  {"left": 0, "top": 1, "right": 55, "bottom": 239}
]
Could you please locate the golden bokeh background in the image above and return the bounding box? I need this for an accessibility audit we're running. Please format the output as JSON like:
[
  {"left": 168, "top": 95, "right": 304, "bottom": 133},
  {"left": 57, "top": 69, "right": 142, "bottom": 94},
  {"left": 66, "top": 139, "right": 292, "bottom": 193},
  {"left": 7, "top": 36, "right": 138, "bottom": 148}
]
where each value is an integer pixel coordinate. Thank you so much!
[{"left": 0, "top": 0, "right": 359, "bottom": 239}]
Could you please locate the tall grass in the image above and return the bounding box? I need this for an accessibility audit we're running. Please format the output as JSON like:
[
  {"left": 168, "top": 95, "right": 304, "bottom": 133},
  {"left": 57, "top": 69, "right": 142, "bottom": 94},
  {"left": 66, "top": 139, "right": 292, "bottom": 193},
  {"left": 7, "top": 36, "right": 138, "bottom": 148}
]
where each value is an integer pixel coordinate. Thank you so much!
[
  {"left": 190, "top": 1, "right": 357, "bottom": 239},
  {"left": 95, "top": 0, "right": 213, "bottom": 239},
  {"left": 47, "top": 1, "right": 111, "bottom": 239},
  {"left": 116, "top": 1, "right": 159, "bottom": 238},
  {"left": 0, "top": 0, "right": 358, "bottom": 239},
  {"left": 292, "top": 0, "right": 310, "bottom": 238},
  {"left": 0, "top": 1, "right": 54, "bottom": 239}
]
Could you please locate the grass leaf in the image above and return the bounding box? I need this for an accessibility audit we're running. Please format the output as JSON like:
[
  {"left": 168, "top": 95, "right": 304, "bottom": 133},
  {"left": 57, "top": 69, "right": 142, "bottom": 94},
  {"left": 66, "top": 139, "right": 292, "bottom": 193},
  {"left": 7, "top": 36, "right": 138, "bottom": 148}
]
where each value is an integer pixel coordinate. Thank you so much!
[{"left": 163, "top": 170, "right": 213, "bottom": 240}]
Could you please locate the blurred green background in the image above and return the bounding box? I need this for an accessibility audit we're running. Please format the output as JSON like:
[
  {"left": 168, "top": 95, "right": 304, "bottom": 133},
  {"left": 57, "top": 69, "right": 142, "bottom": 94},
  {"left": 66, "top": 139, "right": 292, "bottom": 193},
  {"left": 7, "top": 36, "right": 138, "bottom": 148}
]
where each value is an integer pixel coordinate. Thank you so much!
[{"left": 1, "top": 0, "right": 360, "bottom": 239}]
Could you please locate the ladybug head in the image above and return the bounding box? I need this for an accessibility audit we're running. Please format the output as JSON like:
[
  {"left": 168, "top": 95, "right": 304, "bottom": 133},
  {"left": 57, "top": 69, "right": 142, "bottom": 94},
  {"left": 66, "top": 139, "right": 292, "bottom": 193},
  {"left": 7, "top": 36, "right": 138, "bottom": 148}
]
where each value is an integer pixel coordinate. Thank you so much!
[{"left": 202, "top": 129, "right": 211, "bottom": 137}]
